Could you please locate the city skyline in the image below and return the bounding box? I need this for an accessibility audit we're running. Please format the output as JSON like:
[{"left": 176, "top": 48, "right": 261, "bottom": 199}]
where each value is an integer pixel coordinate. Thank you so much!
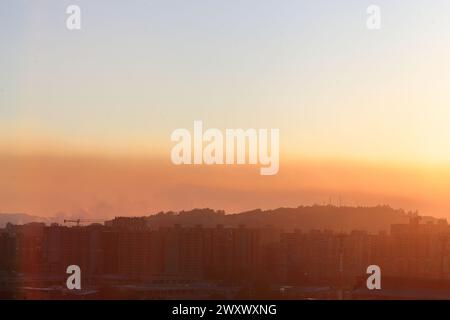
[{"left": 2, "top": 211, "right": 450, "bottom": 300}]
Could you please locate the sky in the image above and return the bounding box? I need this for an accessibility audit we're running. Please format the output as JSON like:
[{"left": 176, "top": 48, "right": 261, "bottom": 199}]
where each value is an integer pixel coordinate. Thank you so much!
[{"left": 1, "top": 1, "right": 450, "bottom": 219}]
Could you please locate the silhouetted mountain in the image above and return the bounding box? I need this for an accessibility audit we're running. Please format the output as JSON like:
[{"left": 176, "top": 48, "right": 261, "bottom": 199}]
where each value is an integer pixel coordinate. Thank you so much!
[
  {"left": 143, "top": 205, "right": 438, "bottom": 233},
  {"left": 3, "top": 205, "right": 443, "bottom": 233},
  {"left": 0, "top": 213, "right": 50, "bottom": 227}
]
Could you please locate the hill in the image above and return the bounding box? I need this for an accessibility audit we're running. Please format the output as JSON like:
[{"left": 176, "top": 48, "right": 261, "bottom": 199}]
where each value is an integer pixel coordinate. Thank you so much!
[
  {"left": 144, "top": 205, "right": 437, "bottom": 233},
  {"left": 0, "top": 213, "right": 50, "bottom": 227}
]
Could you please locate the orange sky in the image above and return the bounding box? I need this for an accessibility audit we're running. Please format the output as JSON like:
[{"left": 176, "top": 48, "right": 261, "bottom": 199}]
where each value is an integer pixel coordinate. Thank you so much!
[
  {"left": 2, "top": 2, "right": 450, "bottom": 221},
  {"left": 1, "top": 152, "right": 449, "bottom": 219}
]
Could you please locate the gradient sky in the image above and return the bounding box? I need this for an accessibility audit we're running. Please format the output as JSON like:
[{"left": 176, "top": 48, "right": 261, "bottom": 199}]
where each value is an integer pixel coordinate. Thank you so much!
[{"left": 1, "top": 1, "right": 450, "bottom": 219}]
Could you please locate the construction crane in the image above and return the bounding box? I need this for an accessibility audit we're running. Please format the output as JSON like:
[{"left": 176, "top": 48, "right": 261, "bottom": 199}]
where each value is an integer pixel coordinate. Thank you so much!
[{"left": 63, "top": 219, "right": 104, "bottom": 227}]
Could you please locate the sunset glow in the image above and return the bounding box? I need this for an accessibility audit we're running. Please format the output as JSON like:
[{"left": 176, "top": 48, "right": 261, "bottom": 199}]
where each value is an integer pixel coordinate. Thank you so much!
[{"left": 2, "top": 0, "right": 450, "bottom": 219}]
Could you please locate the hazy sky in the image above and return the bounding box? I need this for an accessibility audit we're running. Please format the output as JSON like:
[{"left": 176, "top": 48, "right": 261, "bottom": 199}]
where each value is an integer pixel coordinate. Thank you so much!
[{"left": 1, "top": 1, "right": 450, "bottom": 218}]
